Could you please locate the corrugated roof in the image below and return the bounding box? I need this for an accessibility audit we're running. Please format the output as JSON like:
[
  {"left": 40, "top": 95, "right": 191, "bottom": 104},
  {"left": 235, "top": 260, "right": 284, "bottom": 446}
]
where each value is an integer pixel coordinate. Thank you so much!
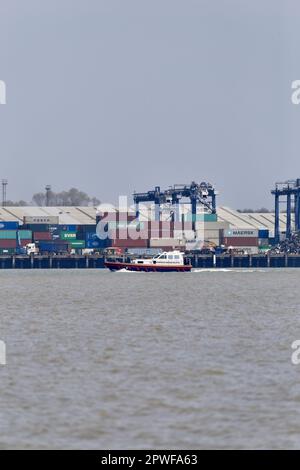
[
  {"left": 0, "top": 206, "right": 98, "bottom": 225},
  {"left": 0, "top": 205, "right": 290, "bottom": 234},
  {"left": 217, "top": 207, "right": 289, "bottom": 234}
]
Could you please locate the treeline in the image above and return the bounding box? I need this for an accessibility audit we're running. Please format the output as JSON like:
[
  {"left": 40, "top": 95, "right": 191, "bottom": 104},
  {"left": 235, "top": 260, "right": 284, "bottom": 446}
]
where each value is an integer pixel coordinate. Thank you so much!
[{"left": 5, "top": 188, "right": 100, "bottom": 207}]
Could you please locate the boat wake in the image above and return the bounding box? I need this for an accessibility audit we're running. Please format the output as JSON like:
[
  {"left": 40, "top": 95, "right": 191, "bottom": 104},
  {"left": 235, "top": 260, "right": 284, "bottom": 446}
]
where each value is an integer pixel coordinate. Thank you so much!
[
  {"left": 116, "top": 268, "right": 136, "bottom": 273},
  {"left": 192, "top": 268, "right": 267, "bottom": 273}
]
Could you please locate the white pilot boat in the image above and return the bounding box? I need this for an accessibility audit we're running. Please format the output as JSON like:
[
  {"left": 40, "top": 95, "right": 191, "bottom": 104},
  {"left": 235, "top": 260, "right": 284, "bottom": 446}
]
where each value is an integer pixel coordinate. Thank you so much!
[{"left": 105, "top": 250, "right": 192, "bottom": 272}]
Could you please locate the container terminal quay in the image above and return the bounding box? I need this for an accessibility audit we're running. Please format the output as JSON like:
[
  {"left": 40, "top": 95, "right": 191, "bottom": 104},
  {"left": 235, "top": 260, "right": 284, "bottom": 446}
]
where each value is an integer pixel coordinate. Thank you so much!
[{"left": 0, "top": 179, "right": 300, "bottom": 269}]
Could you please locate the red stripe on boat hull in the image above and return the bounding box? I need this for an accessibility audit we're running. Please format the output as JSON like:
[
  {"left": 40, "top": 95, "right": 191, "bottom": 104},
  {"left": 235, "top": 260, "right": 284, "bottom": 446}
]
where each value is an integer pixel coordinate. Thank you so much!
[{"left": 104, "top": 261, "right": 192, "bottom": 272}]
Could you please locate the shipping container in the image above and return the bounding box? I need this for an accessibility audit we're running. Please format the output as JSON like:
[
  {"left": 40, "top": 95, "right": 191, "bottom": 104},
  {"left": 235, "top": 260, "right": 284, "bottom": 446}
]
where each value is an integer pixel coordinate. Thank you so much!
[
  {"left": 258, "top": 229, "right": 269, "bottom": 239},
  {"left": 195, "top": 221, "right": 230, "bottom": 230},
  {"left": 0, "top": 221, "right": 19, "bottom": 230},
  {"left": 24, "top": 224, "right": 50, "bottom": 232},
  {"left": 150, "top": 238, "right": 185, "bottom": 247},
  {"left": 0, "top": 248, "right": 15, "bottom": 255},
  {"left": 60, "top": 232, "right": 77, "bottom": 240},
  {"left": 185, "top": 213, "right": 218, "bottom": 222},
  {"left": 70, "top": 240, "right": 85, "bottom": 248},
  {"left": 0, "top": 240, "right": 17, "bottom": 248},
  {"left": 37, "top": 241, "right": 69, "bottom": 253},
  {"left": 202, "top": 229, "right": 221, "bottom": 237},
  {"left": 85, "top": 232, "right": 97, "bottom": 241},
  {"left": 111, "top": 239, "right": 148, "bottom": 248},
  {"left": 223, "top": 237, "right": 258, "bottom": 247},
  {"left": 0, "top": 230, "right": 32, "bottom": 240},
  {"left": 0, "top": 231, "right": 17, "bottom": 240},
  {"left": 51, "top": 234, "right": 60, "bottom": 241},
  {"left": 19, "top": 230, "right": 32, "bottom": 239},
  {"left": 223, "top": 228, "right": 258, "bottom": 238},
  {"left": 86, "top": 238, "right": 108, "bottom": 249},
  {"left": 182, "top": 222, "right": 193, "bottom": 230},
  {"left": 60, "top": 225, "right": 77, "bottom": 232},
  {"left": 33, "top": 232, "right": 52, "bottom": 241}
]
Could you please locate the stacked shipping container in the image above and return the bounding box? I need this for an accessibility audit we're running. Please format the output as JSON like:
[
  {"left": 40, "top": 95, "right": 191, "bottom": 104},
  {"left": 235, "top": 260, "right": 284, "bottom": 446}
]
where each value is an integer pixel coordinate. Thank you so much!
[
  {"left": 222, "top": 228, "right": 259, "bottom": 253},
  {"left": 0, "top": 224, "right": 32, "bottom": 252}
]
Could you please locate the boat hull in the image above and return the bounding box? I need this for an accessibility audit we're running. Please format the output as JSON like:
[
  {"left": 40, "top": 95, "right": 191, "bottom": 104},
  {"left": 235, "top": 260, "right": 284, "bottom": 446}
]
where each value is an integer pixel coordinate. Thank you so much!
[{"left": 104, "top": 261, "right": 192, "bottom": 272}]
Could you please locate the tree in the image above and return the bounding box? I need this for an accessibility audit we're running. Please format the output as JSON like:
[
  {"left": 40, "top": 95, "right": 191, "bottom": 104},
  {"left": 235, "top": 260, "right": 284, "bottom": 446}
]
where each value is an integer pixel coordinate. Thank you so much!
[
  {"left": 5, "top": 200, "right": 28, "bottom": 207},
  {"left": 31, "top": 187, "right": 100, "bottom": 206},
  {"left": 32, "top": 193, "right": 46, "bottom": 206}
]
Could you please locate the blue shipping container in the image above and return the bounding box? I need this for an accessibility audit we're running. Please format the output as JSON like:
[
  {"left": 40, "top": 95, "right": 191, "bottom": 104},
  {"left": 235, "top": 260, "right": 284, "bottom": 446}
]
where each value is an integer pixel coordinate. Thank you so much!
[
  {"left": 38, "top": 241, "right": 69, "bottom": 252},
  {"left": 86, "top": 232, "right": 98, "bottom": 241},
  {"left": 0, "top": 221, "right": 19, "bottom": 230},
  {"left": 86, "top": 238, "right": 108, "bottom": 249},
  {"left": 258, "top": 229, "right": 269, "bottom": 239},
  {"left": 60, "top": 225, "right": 77, "bottom": 232}
]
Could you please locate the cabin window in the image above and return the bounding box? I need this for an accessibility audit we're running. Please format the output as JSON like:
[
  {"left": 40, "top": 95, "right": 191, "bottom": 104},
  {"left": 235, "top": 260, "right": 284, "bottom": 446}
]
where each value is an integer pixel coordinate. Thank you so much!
[
  {"left": 168, "top": 255, "right": 173, "bottom": 260},
  {"left": 174, "top": 255, "right": 180, "bottom": 259}
]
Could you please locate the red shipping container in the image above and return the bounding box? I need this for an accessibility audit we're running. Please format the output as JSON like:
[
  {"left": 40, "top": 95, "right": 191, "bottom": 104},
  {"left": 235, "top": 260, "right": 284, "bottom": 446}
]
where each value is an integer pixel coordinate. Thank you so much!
[
  {"left": 174, "top": 222, "right": 184, "bottom": 230},
  {"left": 149, "top": 230, "right": 160, "bottom": 238},
  {"left": 150, "top": 221, "right": 160, "bottom": 230},
  {"left": 34, "top": 232, "right": 52, "bottom": 241},
  {"left": 160, "top": 221, "right": 174, "bottom": 238},
  {"left": 127, "top": 227, "right": 149, "bottom": 241},
  {"left": 20, "top": 239, "right": 32, "bottom": 247},
  {"left": 111, "top": 238, "right": 149, "bottom": 248},
  {"left": 117, "top": 212, "right": 136, "bottom": 222},
  {"left": 0, "top": 239, "right": 17, "bottom": 248},
  {"left": 223, "top": 237, "right": 258, "bottom": 247},
  {"left": 183, "top": 222, "right": 193, "bottom": 231}
]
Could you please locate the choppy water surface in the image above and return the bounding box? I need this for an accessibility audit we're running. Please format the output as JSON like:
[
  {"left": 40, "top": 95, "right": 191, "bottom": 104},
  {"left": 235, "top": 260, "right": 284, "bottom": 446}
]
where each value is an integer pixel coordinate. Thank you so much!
[{"left": 1, "top": 269, "right": 300, "bottom": 449}]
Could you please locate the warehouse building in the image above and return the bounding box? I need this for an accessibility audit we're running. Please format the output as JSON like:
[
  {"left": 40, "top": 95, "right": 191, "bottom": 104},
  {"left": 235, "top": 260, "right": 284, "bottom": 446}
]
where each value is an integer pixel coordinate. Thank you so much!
[
  {"left": 0, "top": 205, "right": 288, "bottom": 254},
  {"left": 0, "top": 205, "right": 285, "bottom": 232}
]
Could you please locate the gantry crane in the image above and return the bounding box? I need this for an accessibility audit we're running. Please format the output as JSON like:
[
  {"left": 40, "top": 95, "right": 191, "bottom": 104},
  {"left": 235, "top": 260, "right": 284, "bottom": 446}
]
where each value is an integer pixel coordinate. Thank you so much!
[
  {"left": 271, "top": 179, "right": 300, "bottom": 242},
  {"left": 133, "top": 181, "right": 217, "bottom": 230}
]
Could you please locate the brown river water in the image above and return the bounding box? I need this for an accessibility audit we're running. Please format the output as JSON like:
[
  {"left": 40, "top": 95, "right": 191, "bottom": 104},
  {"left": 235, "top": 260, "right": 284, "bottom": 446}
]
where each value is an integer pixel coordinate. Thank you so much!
[{"left": 0, "top": 269, "right": 300, "bottom": 449}]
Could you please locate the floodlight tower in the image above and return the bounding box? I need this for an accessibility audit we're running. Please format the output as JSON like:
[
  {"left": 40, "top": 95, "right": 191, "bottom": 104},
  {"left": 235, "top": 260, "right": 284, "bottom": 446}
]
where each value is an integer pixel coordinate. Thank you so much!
[
  {"left": 45, "top": 185, "right": 52, "bottom": 207},
  {"left": 2, "top": 179, "right": 8, "bottom": 207}
]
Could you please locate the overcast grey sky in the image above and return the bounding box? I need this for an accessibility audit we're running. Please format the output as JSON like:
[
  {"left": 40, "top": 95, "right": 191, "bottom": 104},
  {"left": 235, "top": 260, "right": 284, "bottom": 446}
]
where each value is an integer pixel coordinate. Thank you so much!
[{"left": 0, "top": 0, "right": 299, "bottom": 208}]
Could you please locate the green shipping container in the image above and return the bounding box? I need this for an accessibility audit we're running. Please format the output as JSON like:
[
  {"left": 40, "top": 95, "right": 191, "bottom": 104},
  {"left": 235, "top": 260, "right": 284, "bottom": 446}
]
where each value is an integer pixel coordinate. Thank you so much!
[
  {"left": 0, "top": 230, "right": 32, "bottom": 239},
  {"left": 0, "top": 248, "right": 15, "bottom": 255},
  {"left": 0, "top": 230, "right": 16, "bottom": 239},
  {"left": 70, "top": 240, "right": 85, "bottom": 248},
  {"left": 185, "top": 213, "right": 218, "bottom": 222},
  {"left": 19, "top": 230, "right": 32, "bottom": 239},
  {"left": 60, "top": 232, "right": 77, "bottom": 240}
]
